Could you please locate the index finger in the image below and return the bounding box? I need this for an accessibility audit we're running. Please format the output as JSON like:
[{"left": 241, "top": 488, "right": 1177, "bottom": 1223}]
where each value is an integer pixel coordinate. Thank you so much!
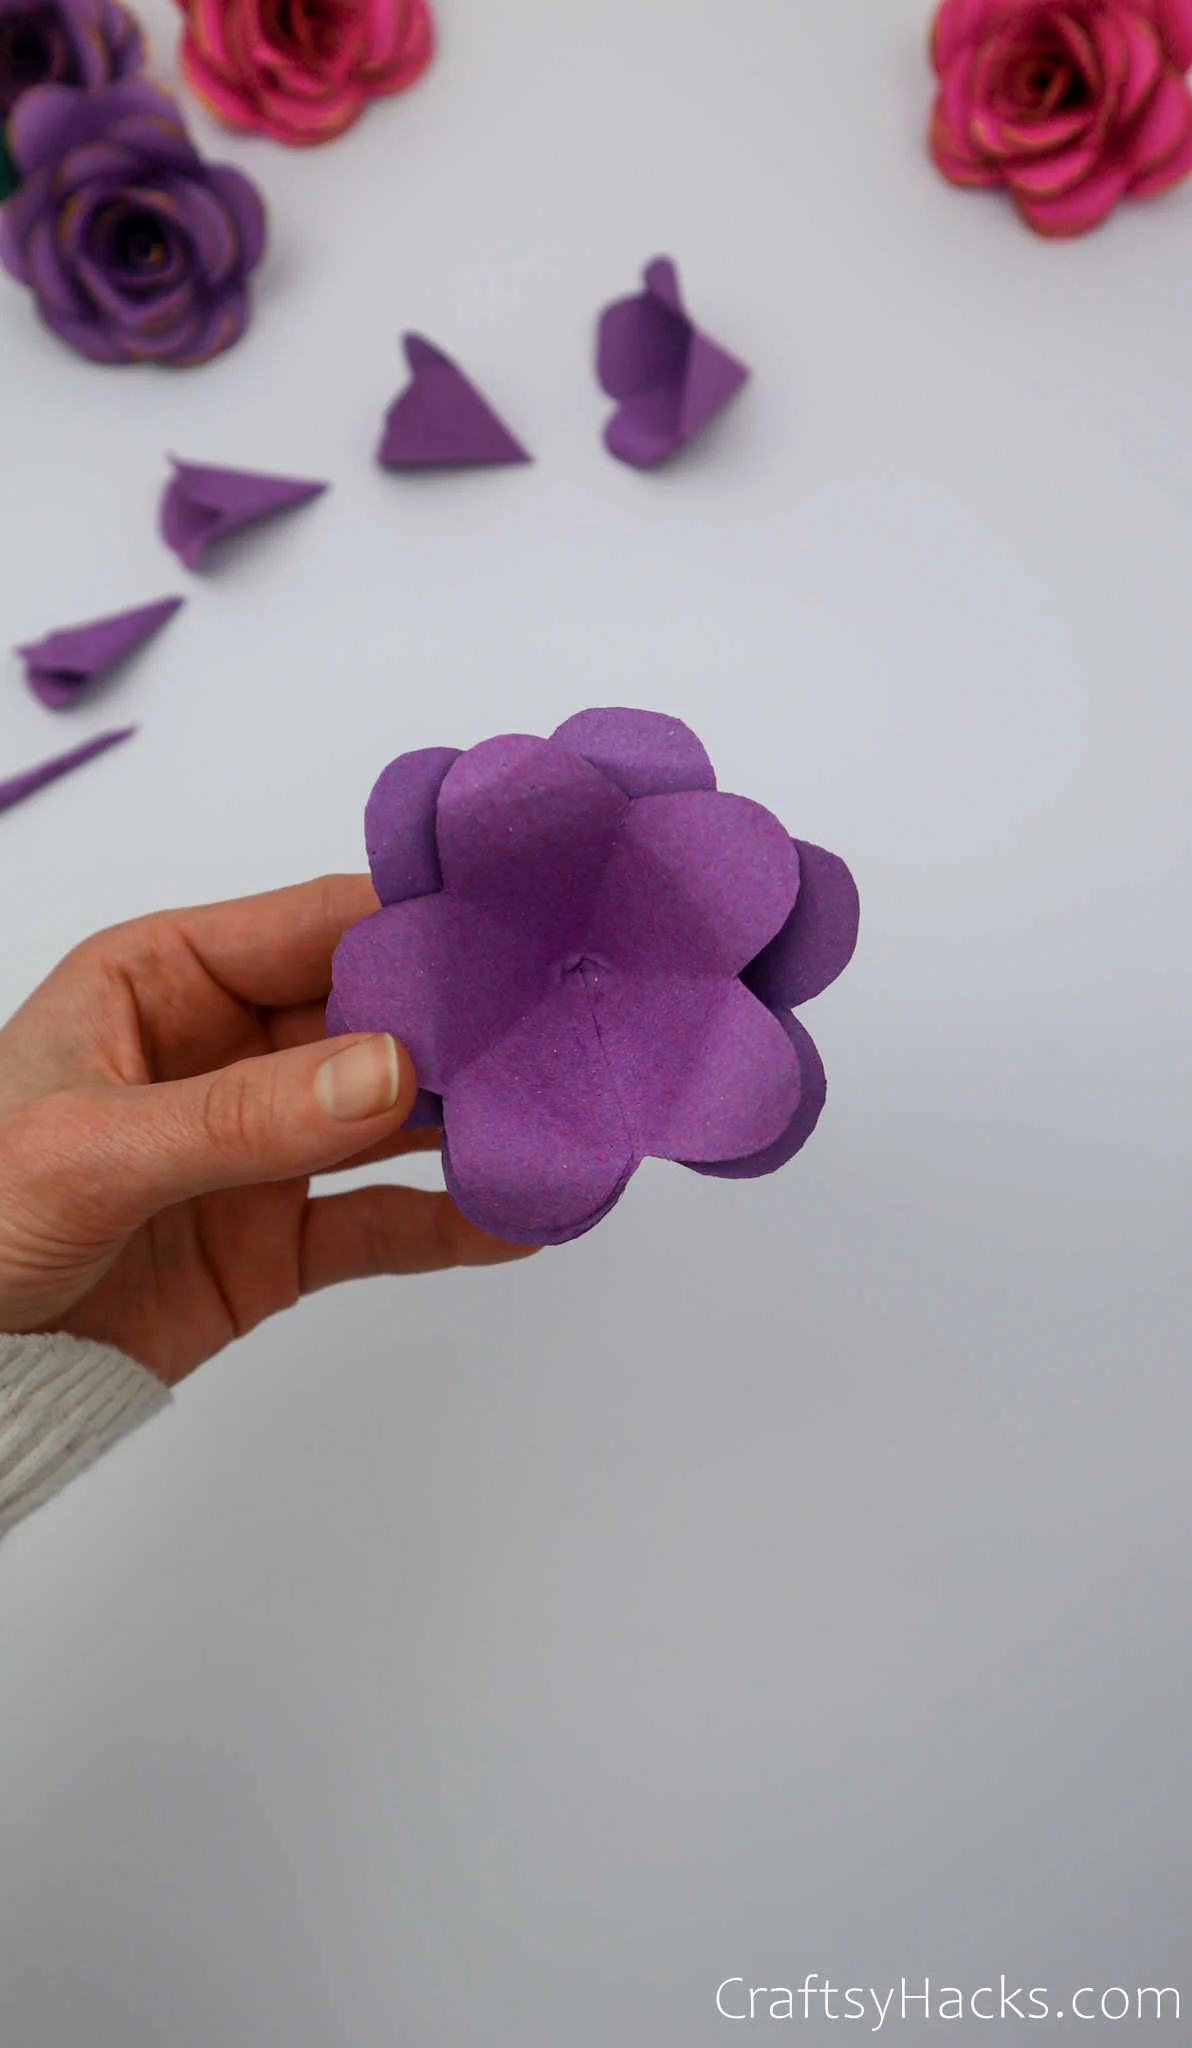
[{"left": 161, "top": 873, "right": 379, "bottom": 1008}]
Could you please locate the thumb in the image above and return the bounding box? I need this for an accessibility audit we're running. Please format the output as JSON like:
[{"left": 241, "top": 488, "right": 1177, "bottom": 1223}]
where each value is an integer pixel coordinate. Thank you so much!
[{"left": 43, "top": 1033, "right": 419, "bottom": 1232}]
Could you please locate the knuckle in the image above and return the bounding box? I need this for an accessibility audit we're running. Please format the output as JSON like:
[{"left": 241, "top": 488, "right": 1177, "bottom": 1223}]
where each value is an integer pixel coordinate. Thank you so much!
[
  {"left": 350, "top": 1185, "right": 405, "bottom": 1276},
  {"left": 198, "top": 1065, "right": 271, "bottom": 1162},
  {"left": 63, "top": 915, "right": 149, "bottom": 976}
]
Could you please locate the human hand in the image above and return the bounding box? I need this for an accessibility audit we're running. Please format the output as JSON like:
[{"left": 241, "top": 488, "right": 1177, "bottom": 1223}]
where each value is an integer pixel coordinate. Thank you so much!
[{"left": 0, "top": 875, "right": 536, "bottom": 1385}]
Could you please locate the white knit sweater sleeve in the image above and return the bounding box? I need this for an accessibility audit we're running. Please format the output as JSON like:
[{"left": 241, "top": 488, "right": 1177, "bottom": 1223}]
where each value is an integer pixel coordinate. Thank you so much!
[{"left": 0, "top": 1332, "right": 170, "bottom": 1537}]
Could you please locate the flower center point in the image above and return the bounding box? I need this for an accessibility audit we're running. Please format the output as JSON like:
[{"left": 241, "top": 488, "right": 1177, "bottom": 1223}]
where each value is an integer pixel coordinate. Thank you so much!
[{"left": 562, "top": 953, "right": 605, "bottom": 984}]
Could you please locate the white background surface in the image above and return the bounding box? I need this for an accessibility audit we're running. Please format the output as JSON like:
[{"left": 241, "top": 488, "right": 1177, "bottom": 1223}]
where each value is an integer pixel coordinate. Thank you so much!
[{"left": 2, "top": 1, "right": 1191, "bottom": 2041}]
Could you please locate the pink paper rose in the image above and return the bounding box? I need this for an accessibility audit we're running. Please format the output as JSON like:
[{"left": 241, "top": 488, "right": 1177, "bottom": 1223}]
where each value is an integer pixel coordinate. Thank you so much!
[
  {"left": 929, "top": 0, "right": 1192, "bottom": 235},
  {"left": 177, "top": 0, "right": 434, "bottom": 146}
]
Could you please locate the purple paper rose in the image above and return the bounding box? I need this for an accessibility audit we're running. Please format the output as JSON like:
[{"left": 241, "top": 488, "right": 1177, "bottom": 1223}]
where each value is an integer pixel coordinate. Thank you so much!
[
  {"left": 0, "top": 0, "right": 142, "bottom": 120},
  {"left": 329, "top": 709, "right": 860, "bottom": 1247},
  {"left": 0, "top": 77, "right": 265, "bottom": 364}
]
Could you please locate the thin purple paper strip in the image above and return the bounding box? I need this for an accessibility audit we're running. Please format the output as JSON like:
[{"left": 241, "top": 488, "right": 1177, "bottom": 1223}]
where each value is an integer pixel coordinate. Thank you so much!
[
  {"left": 17, "top": 598, "right": 183, "bottom": 708},
  {"left": 159, "top": 458, "right": 328, "bottom": 570},
  {"left": 0, "top": 727, "right": 136, "bottom": 814},
  {"left": 377, "top": 334, "right": 532, "bottom": 469},
  {"left": 596, "top": 257, "right": 750, "bottom": 469}
]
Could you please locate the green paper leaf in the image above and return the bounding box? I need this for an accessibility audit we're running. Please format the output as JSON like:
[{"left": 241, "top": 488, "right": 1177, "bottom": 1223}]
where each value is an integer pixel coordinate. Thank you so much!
[{"left": 0, "top": 127, "right": 19, "bottom": 203}]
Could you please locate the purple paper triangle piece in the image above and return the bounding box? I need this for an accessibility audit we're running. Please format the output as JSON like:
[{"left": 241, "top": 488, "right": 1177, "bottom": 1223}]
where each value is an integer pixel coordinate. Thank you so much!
[
  {"left": 16, "top": 598, "right": 183, "bottom": 709},
  {"left": 0, "top": 727, "right": 136, "bottom": 814},
  {"left": 377, "top": 334, "right": 532, "bottom": 469},
  {"left": 596, "top": 255, "right": 751, "bottom": 469},
  {"left": 160, "top": 458, "right": 328, "bottom": 570},
  {"left": 678, "top": 328, "right": 751, "bottom": 444}
]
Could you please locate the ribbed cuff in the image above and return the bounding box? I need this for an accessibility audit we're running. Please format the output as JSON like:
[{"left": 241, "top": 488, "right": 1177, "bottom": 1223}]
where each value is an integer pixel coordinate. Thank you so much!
[{"left": 0, "top": 1332, "right": 170, "bottom": 1537}]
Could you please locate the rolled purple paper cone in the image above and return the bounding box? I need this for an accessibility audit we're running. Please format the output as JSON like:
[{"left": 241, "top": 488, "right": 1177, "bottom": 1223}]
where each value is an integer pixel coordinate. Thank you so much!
[
  {"left": 0, "top": 727, "right": 136, "bottom": 814},
  {"left": 160, "top": 458, "right": 328, "bottom": 570},
  {"left": 17, "top": 597, "right": 183, "bottom": 708}
]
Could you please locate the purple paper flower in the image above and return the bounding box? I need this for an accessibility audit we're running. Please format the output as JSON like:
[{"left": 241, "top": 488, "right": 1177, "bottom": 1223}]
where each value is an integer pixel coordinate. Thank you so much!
[
  {"left": 329, "top": 709, "right": 860, "bottom": 1247},
  {"left": 0, "top": 0, "right": 142, "bottom": 122},
  {"left": 0, "top": 77, "right": 266, "bottom": 365}
]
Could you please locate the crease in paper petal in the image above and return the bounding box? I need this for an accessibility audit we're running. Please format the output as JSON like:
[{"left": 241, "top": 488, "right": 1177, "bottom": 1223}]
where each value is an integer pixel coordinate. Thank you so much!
[
  {"left": 441, "top": 985, "right": 636, "bottom": 1243},
  {"left": 552, "top": 707, "right": 717, "bottom": 798}
]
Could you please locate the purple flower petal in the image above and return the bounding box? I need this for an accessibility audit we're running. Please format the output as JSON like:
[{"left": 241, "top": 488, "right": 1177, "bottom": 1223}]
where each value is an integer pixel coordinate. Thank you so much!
[
  {"left": 436, "top": 734, "right": 629, "bottom": 941},
  {"left": 7, "top": 83, "right": 90, "bottom": 174},
  {"left": 74, "top": 256, "right": 196, "bottom": 338},
  {"left": 169, "top": 179, "right": 239, "bottom": 285},
  {"left": 364, "top": 745, "right": 461, "bottom": 906},
  {"left": 442, "top": 1134, "right": 632, "bottom": 1248},
  {"left": 581, "top": 968, "right": 801, "bottom": 1162},
  {"left": 587, "top": 790, "right": 798, "bottom": 979},
  {"left": 54, "top": 177, "right": 107, "bottom": 265},
  {"left": 37, "top": 307, "right": 131, "bottom": 359},
  {"left": 24, "top": 217, "right": 87, "bottom": 317},
  {"left": 744, "top": 840, "right": 861, "bottom": 1011},
  {"left": 102, "top": 0, "right": 146, "bottom": 76},
  {"left": 107, "top": 114, "right": 202, "bottom": 172},
  {"left": 551, "top": 706, "right": 716, "bottom": 798},
  {"left": 9, "top": 77, "right": 180, "bottom": 176},
  {"left": 330, "top": 892, "right": 552, "bottom": 1096},
  {"left": 203, "top": 165, "right": 267, "bottom": 275},
  {"left": 684, "top": 1012, "right": 828, "bottom": 1181},
  {"left": 168, "top": 290, "right": 248, "bottom": 367},
  {"left": 441, "top": 985, "right": 636, "bottom": 1244},
  {"left": 50, "top": 138, "right": 138, "bottom": 193}
]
